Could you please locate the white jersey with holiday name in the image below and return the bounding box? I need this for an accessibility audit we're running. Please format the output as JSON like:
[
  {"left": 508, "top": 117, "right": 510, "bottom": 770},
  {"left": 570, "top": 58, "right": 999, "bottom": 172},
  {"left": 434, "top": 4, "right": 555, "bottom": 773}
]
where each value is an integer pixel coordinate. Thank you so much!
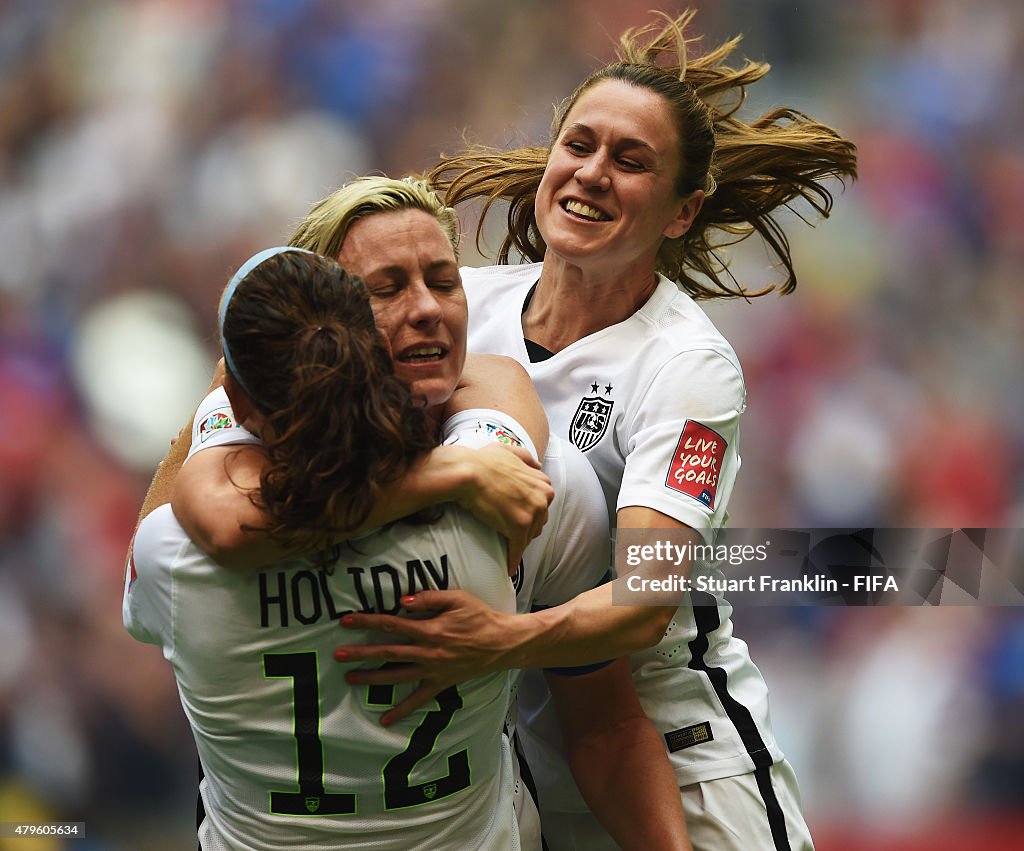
[
  {"left": 176, "top": 389, "right": 609, "bottom": 847},
  {"left": 125, "top": 503, "right": 518, "bottom": 851},
  {"left": 463, "top": 262, "right": 784, "bottom": 798}
]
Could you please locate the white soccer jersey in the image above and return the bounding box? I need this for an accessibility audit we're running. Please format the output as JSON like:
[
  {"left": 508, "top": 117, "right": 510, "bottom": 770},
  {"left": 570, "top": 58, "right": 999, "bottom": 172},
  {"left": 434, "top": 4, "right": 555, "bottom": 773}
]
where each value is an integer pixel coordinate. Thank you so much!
[
  {"left": 125, "top": 503, "right": 518, "bottom": 851},
  {"left": 463, "top": 262, "right": 785, "bottom": 796},
  {"left": 177, "top": 391, "right": 606, "bottom": 843},
  {"left": 180, "top": 392, "right": 610, "bottom": 850}
]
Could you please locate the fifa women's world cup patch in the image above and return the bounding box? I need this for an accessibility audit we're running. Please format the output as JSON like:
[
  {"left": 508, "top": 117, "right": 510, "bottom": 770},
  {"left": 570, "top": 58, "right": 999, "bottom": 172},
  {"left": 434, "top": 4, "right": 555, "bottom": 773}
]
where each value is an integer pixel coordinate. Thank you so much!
[
  {"left": 447, "top": 417, "right": 525, "bottom": 449},
  {"left": 494, "top": 428, "right": 521, "bottom": 446},
  {"left": 198, "top": 407, "right": 238, "bottom": 442},
  {"left": 665, "top": 420, "right": 727, "bottom": 509}
]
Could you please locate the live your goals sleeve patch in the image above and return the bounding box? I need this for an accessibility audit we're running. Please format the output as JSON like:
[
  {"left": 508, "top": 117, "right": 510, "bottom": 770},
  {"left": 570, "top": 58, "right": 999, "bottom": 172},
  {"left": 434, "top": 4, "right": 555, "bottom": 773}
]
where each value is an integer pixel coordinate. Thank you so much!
[{"left": 665, "top": 420, "right": 726, "bottom": 509}]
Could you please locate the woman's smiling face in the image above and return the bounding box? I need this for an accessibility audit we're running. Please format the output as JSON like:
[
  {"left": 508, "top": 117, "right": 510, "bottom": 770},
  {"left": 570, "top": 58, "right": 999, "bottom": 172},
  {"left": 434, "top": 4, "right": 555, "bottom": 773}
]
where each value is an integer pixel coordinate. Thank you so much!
[{"left": 535, "top": 79, "right": 697, "bottom": 276}]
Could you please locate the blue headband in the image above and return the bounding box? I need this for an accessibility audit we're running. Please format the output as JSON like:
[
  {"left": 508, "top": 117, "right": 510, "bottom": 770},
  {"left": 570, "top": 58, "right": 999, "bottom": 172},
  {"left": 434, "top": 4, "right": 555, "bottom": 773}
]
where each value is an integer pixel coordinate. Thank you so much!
[{"left": 219, "top": 246, "right": 316, "bottom": 401}]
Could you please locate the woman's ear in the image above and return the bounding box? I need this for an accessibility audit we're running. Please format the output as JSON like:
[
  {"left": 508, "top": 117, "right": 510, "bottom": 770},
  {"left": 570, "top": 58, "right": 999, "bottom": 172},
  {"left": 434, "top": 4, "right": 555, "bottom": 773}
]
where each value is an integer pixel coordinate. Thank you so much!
[
  {"left": 223, "top": 372, "right": 266, "bottom": 437},
  {"left": 663, "top": 189, "right": 705, "bottom": 240}
]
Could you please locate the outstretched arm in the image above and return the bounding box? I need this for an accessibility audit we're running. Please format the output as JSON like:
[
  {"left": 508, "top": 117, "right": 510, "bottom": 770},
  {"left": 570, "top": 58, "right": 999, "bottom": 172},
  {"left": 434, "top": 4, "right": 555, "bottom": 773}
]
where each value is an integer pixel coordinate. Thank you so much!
[
  {"left": 547, "top": 659, "right": 691, "bottom": 851},
  {"left": 174, "top": 441, "right": 551, "bottom": 570},
  {"left": 336, "top": 507, "right": 695, "bottom": 722},
  {"left": 505, "top": 507, "right": 695, "bottom": 665},
  {"left": 173, "top": 353, "right": 553, "bottom": 570}
]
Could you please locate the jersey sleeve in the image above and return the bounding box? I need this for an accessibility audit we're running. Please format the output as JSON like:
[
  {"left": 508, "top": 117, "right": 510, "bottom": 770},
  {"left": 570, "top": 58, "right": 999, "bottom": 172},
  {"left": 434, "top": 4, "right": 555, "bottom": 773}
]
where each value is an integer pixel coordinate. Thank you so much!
[
  {"left": 616, "top": 349, "right": 745, "bottom": 542},
  {"left": 122, "top": 504, "right": 183, "bottom": 653},
  {"left": 529, "top": 438, "right": 610, "bottom": 609},
  {"left": 441, "top": 407, "right": 538, "bottom": 463},
  {"left": 186, "top": 387, "right": 259, "bottom": 462}
]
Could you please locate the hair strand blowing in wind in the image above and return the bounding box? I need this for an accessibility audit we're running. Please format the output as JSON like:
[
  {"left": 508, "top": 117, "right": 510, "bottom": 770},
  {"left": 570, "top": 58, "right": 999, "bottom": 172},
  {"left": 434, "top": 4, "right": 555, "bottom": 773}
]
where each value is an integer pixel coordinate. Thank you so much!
[{"left": 429, "top": 9, "right": 858, "bottom": 299}]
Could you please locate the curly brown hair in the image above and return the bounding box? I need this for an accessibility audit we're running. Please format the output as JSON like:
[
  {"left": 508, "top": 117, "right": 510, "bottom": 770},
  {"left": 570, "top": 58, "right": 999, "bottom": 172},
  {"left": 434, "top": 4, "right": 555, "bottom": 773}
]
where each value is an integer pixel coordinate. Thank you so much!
[
  {"left": 221, "top": 250, "right": 438, "bottom": 549},
  {"left": 428, "top": 9, "right": 858, "bottom": 299}
]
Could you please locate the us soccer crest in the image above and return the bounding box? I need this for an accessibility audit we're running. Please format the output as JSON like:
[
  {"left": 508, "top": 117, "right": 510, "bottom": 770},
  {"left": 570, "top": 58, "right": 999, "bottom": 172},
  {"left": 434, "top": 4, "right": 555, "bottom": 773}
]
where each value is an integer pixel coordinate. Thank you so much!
[{"left": 570, "top": 395, "right": 613, "bottom": 452}]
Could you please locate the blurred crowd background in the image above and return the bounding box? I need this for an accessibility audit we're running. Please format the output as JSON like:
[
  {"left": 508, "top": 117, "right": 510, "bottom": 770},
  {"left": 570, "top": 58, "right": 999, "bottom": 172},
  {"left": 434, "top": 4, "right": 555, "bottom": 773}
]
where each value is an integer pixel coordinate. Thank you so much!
[{"left": 1, "top": 0, "right": 1022, "bottom": 848}]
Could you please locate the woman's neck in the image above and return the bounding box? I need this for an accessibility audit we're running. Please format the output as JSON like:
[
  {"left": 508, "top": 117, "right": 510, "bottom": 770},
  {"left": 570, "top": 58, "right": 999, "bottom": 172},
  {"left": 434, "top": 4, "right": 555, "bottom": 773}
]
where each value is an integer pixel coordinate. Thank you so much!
[{"left": 522, "top": 254, "right": 660, "bottom": 353}]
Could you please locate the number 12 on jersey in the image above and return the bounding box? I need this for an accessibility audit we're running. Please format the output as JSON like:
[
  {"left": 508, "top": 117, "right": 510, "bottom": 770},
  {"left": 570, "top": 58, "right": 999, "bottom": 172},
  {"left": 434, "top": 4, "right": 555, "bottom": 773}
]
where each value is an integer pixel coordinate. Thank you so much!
[{"left": 264, "top": 652, "right": 471, "bottom": 816}]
